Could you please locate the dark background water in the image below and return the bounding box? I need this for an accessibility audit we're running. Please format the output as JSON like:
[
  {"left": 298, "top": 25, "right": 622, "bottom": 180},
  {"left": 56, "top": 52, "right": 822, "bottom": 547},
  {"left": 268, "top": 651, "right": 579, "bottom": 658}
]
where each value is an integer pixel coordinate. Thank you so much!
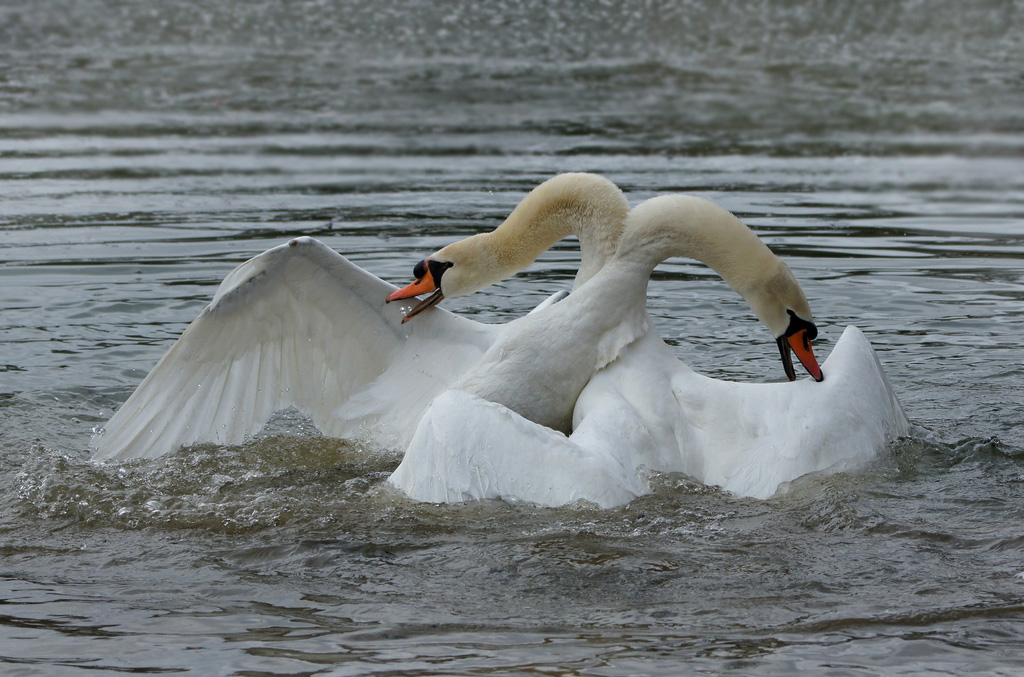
[{"left": 2, "top": 1, "right": 1024, "bottom": 674}]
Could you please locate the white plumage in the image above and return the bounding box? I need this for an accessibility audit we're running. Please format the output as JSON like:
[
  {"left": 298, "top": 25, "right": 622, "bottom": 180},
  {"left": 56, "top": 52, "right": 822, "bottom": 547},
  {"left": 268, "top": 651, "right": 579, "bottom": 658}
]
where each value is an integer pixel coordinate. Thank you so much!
[
  {"left": 389, "top": 194, "right": 908, "bottom": 505},
  {"left": 91, "top": 237, "right": 498, "bottom": 460},
  {"left": 393, "top": 327, "right": 906, "bottom": 506}
]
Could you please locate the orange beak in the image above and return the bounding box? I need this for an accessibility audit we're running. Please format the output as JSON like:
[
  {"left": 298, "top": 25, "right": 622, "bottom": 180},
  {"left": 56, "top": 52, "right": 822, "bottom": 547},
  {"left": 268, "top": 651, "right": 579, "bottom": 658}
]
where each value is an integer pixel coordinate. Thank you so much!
[
  {"left": 386, "top": 274, "right": 437, "bottom": 303},
  {"left": 778, "top": 328, "right": 824, "bottom": 382},
  {"left": 385, "top": 261, "right": 445, "bottom": 324}
]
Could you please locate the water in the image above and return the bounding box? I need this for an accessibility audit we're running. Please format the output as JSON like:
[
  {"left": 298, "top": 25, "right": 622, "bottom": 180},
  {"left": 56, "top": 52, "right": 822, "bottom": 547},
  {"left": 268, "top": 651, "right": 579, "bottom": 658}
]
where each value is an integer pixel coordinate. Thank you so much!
[{"left": 2, "top": 0, "right": 1024, "bottom": 673}]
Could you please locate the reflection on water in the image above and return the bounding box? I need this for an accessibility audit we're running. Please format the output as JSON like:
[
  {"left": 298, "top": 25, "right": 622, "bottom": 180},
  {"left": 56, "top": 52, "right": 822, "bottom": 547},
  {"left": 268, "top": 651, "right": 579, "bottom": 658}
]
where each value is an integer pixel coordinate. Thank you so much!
[{"left": 2, "top": 0, "right": 1024, "bottom": 674}]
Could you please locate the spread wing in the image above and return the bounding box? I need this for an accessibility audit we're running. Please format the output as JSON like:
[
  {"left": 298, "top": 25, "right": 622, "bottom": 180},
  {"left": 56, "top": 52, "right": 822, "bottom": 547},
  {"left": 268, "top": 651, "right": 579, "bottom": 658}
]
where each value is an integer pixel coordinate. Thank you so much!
[
  {"left": 570, "top": 325, "right": 910, "bottom": 500},
  {"left": 91, "top": 237, "right": 498, "bottom": 461}
]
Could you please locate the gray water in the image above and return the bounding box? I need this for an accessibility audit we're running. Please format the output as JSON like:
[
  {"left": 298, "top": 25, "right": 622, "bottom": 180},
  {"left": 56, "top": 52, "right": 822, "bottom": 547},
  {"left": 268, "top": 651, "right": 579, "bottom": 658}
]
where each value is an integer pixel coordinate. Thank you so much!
[{"left": 3, "top": 1, "right": 1024, "bottom": 674}]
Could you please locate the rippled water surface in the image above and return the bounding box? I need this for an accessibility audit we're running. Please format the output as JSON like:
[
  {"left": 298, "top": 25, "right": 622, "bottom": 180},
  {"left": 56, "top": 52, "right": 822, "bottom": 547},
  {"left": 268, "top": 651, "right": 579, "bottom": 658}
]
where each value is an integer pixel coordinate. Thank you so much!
[{"left": 3, "top": 1, "right": 1024, "bottom": 674}]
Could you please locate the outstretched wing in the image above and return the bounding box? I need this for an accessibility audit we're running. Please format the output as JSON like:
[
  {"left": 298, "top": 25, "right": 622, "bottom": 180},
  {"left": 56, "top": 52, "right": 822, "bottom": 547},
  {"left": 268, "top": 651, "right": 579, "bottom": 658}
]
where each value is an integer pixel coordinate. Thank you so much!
[
  {"left": 571, "top": 325, "right": 910, "bottom": 500},
  {"left": 91, "top": 237, "right": 498, "bottom": 461}
]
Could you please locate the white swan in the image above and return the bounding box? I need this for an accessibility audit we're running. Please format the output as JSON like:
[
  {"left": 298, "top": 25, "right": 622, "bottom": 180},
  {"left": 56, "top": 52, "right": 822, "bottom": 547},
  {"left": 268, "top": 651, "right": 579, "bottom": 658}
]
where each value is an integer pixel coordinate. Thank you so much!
[
  {"left": 388, "top": 195, "right": 909, "bottom": 505},
  {"left": 90, "top": 173, "right": 629, "bottom": 461}
]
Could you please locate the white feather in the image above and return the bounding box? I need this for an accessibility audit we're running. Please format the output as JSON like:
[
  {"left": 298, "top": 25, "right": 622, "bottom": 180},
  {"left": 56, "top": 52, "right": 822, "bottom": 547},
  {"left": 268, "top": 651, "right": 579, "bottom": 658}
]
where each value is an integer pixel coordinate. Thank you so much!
[
  {"left": 91, "top": 237, "right": 497, "bottom": 460},
  {"left": 390, "top": 326, "right": 909, "bottom": 505}
]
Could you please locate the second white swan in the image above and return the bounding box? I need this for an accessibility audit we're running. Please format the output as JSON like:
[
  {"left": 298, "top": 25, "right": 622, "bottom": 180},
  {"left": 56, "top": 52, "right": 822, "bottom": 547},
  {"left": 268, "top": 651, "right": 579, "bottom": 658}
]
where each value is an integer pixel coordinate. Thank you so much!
[{"left": 388, "top": 193, "right": 907, "bottom": 505}]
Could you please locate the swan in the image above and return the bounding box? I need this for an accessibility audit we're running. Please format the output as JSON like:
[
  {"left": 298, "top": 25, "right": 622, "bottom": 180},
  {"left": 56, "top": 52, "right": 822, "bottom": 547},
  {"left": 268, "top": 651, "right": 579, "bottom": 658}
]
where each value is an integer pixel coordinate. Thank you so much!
[
  {"left": 90, "top": 173, "right": 629, "bottom": 461},
  {"left": 388, "top": 194, "right": 909, "bottom": 505}
]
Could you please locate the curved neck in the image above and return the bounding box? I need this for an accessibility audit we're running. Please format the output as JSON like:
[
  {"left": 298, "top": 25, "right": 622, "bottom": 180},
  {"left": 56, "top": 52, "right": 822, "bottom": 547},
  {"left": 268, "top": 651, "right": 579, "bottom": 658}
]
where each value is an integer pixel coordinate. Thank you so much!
[
  {"left": 435, "top": 173, "right": 628, "bottom": 295},
  {"left": 615, "top": 195, "right": 780, "bottom": 293},
  {"left": 614, "top": 195, "right": 810, "bottom": 337}
]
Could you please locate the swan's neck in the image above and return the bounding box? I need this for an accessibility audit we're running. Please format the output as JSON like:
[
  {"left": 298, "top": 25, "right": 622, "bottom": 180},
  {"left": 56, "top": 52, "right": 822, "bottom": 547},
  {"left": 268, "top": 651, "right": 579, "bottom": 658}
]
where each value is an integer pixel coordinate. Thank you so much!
[
  {"left": 615, "top": 195, "right": 811, "bottom": 337},
  {"left": 434, "top": 173, "right": 628, "bottom": 296}
]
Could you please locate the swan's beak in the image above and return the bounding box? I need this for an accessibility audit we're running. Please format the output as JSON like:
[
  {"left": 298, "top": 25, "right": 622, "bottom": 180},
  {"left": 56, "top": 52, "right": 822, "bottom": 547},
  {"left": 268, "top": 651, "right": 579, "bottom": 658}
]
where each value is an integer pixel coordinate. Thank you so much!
[
  {"left": 386, "top": 270, "right": 444, "bottom": 324},
  {"left": 777, "top": 329, "right": 824, "bottom": 382}
]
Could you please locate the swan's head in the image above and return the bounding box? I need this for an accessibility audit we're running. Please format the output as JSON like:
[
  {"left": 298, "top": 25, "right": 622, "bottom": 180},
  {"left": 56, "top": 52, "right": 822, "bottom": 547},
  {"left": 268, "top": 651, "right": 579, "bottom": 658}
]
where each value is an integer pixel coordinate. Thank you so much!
[
  {"left": 619, "top": 194, "right": 824, "bottom": 382},
  {"left": 777, "top": 309, "right": 822, "bottom": 382},
  {"left": 744, "top": 262, "right": 823, "bottom": 382},
  {"left": 384, "top": 234, "right": 502, "bottom": 323},
  {"left": 386, "top": 172, "right": 628, "bottom": 324}
]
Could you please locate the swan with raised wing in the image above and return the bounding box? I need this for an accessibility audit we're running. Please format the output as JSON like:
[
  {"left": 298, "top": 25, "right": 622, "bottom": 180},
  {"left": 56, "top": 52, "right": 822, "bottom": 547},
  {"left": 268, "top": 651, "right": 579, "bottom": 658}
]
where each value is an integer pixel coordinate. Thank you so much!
[{"left": 91, "top": 173, "right": 629, "bottom": 461}]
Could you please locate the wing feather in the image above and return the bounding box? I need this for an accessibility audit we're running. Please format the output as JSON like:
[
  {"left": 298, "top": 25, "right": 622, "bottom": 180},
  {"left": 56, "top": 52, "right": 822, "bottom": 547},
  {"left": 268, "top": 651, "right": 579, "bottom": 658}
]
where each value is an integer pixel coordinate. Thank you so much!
[{"left": 92, "top": 237, "right": 498, "bottom": 461}]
